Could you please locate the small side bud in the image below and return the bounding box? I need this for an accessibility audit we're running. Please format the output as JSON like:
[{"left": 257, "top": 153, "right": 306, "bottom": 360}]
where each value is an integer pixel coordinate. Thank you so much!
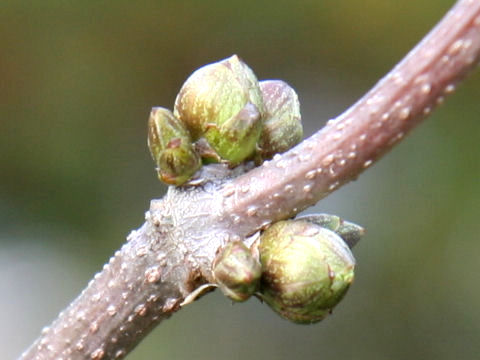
[
  {"left": 258, "top": 80, "right": 303, "bottom": 160},
  {"left": 257, "top": 220, "right": 355, "bottom": 324},
  {"left": 213, "top": 241, "right": 261, "bottom": 302},
  {"left": 147, "top": 107, "right": 201, "bottom": 185},
  {"left": 174, "top": 55, "right": 264, "bottom": 165}
]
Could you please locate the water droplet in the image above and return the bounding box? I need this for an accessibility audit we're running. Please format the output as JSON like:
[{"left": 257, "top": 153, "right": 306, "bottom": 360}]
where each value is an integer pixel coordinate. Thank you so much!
[
  {"left": 148, "top": 294, "right": 159, "bottom": 303},
  {"left": 272, "top": 153, "right": 282, "bottom": 161},
  {"left": 284, "top": 184, "right": 293, "bottom": 192},
  {"left": 359, "top": 134, "right": 367, "bottom": 142},
  {"left": 90, "top": 321, "right": 99, "bottom": 334},
  {"left": 423, "top": 106, "right": 432, "bottom": 115},
  {"left": 448, "top": 40, "right": 464, "bottom": 55},
  {"left": 305, "top": 170, "right": 316, "bottom": 180},
  {"left": 329, "top": 165, "right": 337, "bottom": 177},
  {"left": 316, "top": 167, "right": 323, "bottom": 174},
  {"left": 241, "top": 185, "right": 250, "bottom": 193},
  {"left": 326, "top": 119, "right": 336, "bottom": 126},
  {"left": 421, "top": 83, "right": 431, "bottom": 94},
  {"left": 91, "top": 347, "right": 105, "bottom": 360},
  {"left": 381, "top": 113, "right": 390, "bottom": 121},
  {"left": 75, "top": 340, "right": 85, "bottom": 351},
  {"left": 339, "top": 159, "right": 346, "bottom": 166},
  {"left": 115, "top": 350, "right": 126, "bottom": 359},
  {"left": 389, "top": 131, "right": 405, "bottom": 145},
  {"left": 145, "top": 266, "right": 162, "bottom": 283},
  {"left": 444, "top": 84, "right": 455, "bottom": 94},
  {"left": 272, "top": 192, "right": 280, "bottom": 199},
  {"left": 122, "top": 292, "right": 128, "bottom": 299},
  {"left": 336, "top": 123, "right": 345, "bottom": 130},
  {"left": 163, "top": 298, "right": 179, "bottom": 312},
  {"left": 303, "top": 184, "right": 312, "bottom": 193},
  {"left": 392, "top": 72, "right": 405, "bottom": 85},
  {"left": 246, "top": 206, "right": 257, "bottom": 217},
  {"left": 299, "top": 153, "right": 310, "bottom": 162},
  {"left": 41, "top": 326, "right": 50, "bottom": 335},
  {"left": 305, "top": 141, "right": 315, "bottom": 151},
  {"left": 231, "top": 214, "right": 241, "bottom": 224},
  {"left": 347, "top": 152, "right": 356, "bottom": 159},
  {"left": 136, "top": 246, "right": 148, "bottom": 257},
  {"left": 76, "top": 310, "right": 86, "bottom": 321},
  {"left": 92, "top": 293, "right": 102, "bottom": 302},
  {"left": 108, "top": 280, "right": 116, "bottom": 288},
  {"left": 107, "top": 305, "right": 117, "bottom": 316},
  {"left": 328, "top": 181, "right": 340, "bottom": 191},
  {"left": 399, "top": 107, "right": 411, "bottom": 120},
  {"left": 363, "top": 159, "right": 373, "bottom": 168},
  {"left": 222, "top": 185, "right": 235, "bottom": 197},
  {"left": 135, "top": 304, "right": 147, "bottom": 317},
  {"left": 322, "top": 154, "right": 334, "bottom": 166}
]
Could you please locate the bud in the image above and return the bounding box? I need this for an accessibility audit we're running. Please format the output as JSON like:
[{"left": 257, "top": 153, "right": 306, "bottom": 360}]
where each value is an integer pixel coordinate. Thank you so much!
[
  {"left": 257, "top": 220, "right": 356, "bottom": 324},
  {"left": 258, "top": 80, "right": 303, "bottom": 160},
  {"left": 213, "top": 241, "right": 261, "bottom": 302},
  {"left": 147, "top": 107, "right": 201, "bottom": 185},
  {"left": 174, "top": 55, "right": 264, "bottom": 165}
]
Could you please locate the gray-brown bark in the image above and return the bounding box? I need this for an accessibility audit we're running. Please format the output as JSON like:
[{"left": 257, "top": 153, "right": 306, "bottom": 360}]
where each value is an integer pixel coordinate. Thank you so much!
[{"left": 19, "top": 1, "right": 480, "bottom": 359}]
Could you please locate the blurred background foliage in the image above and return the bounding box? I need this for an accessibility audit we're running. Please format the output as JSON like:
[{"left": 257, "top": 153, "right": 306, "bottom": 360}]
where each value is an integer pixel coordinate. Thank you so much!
[{"left": 1, "top": 0, "right": 479, "bottom": 359}]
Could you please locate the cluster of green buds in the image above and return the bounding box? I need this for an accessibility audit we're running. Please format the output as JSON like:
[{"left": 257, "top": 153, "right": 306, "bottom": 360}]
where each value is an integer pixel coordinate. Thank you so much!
[
  {"left": 211, "top": 214, "right": 363, "bottom": 325},
  {"left": 148, "top": 55, "right": 303, "bottom": 185}
]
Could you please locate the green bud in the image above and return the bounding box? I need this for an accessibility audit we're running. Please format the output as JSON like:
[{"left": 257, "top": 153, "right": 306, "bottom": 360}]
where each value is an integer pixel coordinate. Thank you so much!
[
  {"left": 296, "top": 214, "right": 365, "bottom": 248},
  {"left": 257, "top": 220, "right": 355, "bottom": 324},
  {"left": 258, "top": 80, "right": 303, "bottom": 160},
  {"left": 213, "top": 241, "right": 261, "bottom": 302},
  {"left": 147, "top": 107, "right": 201, "bottom": 185},
  {"left": 174, "top": 55, "right": 264, "bottom": 165}
]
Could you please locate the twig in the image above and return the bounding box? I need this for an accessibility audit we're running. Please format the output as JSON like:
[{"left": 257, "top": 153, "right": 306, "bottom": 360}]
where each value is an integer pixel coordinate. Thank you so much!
[{"left": 19, "top": 1, "right": 480, "bottom": 359}]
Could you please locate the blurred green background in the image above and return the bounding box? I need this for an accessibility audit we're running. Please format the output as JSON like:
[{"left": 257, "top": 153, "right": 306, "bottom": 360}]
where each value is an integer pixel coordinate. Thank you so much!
[{"left": 2, "top": 1, "right": 479, "bottom": 359}]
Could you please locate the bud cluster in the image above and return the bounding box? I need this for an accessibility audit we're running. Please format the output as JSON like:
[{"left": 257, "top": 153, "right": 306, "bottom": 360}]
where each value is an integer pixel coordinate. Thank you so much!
[
  {"left": 148, "top": 55, "right": 303, "bottom": 185},
  {"left": 211, "top": 214, "right": 363, "bottom": 325}
]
